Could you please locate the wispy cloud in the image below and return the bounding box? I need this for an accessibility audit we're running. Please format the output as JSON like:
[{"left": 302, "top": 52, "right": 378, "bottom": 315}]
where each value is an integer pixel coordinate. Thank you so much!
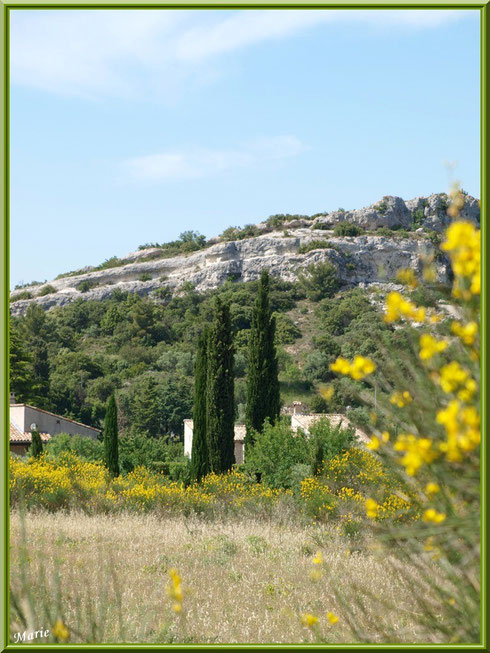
[
  {"left": 123, "top": 135, "right": 307, "bottom": 182},
  {"left": 10, "top": 9, "right": 471, "bottom": 100}
]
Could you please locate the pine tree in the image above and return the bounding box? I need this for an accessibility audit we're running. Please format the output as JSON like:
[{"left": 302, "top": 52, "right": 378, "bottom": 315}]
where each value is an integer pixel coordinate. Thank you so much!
[
  {"left": 104, "top": 394, "right": 120, "bottom": 478},
  {"left": 245, "top": 269, "right": 281, "bottom": 446},
  {"left": 190, "top": 329, "right": 210, "bottom": 482},
  {"left": 30, "top": 428, "right": 43, "bottom": 458},
  {"left": 206, "top": 298, "right": 235, "bottom": 473}
]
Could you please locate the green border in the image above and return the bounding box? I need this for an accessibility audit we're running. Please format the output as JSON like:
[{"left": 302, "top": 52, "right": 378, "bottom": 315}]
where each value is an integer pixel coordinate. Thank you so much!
[{"left": 0, "top": 1, "right": 487, "bottom": 650}]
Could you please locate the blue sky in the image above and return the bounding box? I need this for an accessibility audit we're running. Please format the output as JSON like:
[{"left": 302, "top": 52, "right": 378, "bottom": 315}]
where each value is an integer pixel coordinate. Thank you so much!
[{"left": 10, "top": 9, "right": 480, "bottom": 288}]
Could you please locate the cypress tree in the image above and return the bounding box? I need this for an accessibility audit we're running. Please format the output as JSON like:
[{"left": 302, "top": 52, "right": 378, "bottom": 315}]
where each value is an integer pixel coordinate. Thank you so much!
[
  {"left": 206, "top": 298, "right": 235, "bottom": 473},
  {"left": 104, "top": 394, "right": 120, "bottom": 478},
  {"left": 30, "top": 428, "right": 43, "bottom": 458},
  {"left": 245, "top": 269, "right": 281, "bottom": 446},
  {"left": 190, "top": 329, "right": 210, "bottom": 482}
]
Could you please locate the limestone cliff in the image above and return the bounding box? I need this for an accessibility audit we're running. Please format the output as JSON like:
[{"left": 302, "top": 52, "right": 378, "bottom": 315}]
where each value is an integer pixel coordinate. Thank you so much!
[{"left": 10, "top": 192, "right": 479, "bottom": 316}]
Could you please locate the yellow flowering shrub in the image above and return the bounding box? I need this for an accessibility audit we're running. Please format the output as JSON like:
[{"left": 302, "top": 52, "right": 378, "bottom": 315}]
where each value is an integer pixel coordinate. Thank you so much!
[
  {"left": 10, "top": 457, "right": 292, "bottom": 517},
  {"left": 327, "top": 197, "right": 481, "bottom": 642},
  {"left": 300, "top": 448, "right": 414, "bottom": 523}
]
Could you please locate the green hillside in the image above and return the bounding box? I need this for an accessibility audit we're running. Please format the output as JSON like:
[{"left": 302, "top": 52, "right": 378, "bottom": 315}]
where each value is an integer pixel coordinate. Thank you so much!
[{"left": 10, "top": 274, "right": 449, "bottom": 439}]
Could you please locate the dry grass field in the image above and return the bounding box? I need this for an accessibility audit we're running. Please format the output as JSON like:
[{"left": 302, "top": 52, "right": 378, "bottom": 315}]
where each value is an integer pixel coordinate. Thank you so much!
[{"left": 10, "top": 510, "right": 437, "bottom": 645}]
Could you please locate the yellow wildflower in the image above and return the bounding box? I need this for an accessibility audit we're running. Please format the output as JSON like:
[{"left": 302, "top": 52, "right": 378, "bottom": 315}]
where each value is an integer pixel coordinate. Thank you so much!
[
  {"left": 312, "top": 551, "right": 323, "bottom": 565},
  {"left": 350, "top": 356, "right": 376, "bottom": 379},
  {"left": 365, "top": 498, "right": 379, "bottom": 519},
  {"left": 326, "top": 612, "right": 339, "bottom": 625},
  {"left": 394, "top": 434, "right": 437, "bottom": 475},
  {"left": 423, "top": 509, "right": 446, "bottom": 523},
  {"left": 330, "top": 357, "right": 351, "bottom": 375},
  {"left": 441, "top": 221, "right": 480, "bottom": 298},
  {"left": 451, "top": 320, "right": 478, "bottom": 346},
  {"left": 52, "top": 619, "right": 69, "bottom": 642},
  {"left": 426, "top": 482, "right": 440, "bottom": 496},
  {"left": 396, "top": 267, "right": 418, "bottom": 289},
  {"left": 438, "top": 361, "right": 470, "bottom": 394},
  {"left": 330, "top": 355, "right": 375, "bottom": 380},
  {"left": 300, "top": 613, "right": 318, "bottom": 627},
  {"left": 384, "top": 291, "right": 426, "bottom": 323},
  {"left": 319, "top": 384, "right": 334, "bottom": 400},
  {"left": 366, "top": 436, "right": 380, "bottom": 451},
  {"left": 419, "top": 333, "right": 447, "bottom": 361},
  {"left": 390, "top": 390, "right": 412, "bottom": 407},
  {"left": 381, "top": 431, "right": 390, "bottom": 442}
]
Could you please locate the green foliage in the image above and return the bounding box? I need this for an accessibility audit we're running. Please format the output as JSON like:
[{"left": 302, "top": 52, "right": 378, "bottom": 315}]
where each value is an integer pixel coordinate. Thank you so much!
[
  {"left": 46, "top": 433, "right": 104, "bottom": 462},
  {"left": 297, "top": 261, "right": 339, "bottom": 301},
  {"left": 245, "top": 270, "right": 280, "bottom": 445},
  {"left": 309, "top": 394, "right": 330, "bottom": 414},
  {"left": 104, "top": 394, "right": 119, "bottom": 477},
  {"left": 207, "top": 298, "right": 235, "bottom": 473},
  {"left": 334, "top": 223, "right": 363, "bottom": 237},
  {"left": 78, "top": 279, "right": 99, "bottom": 293},
  {"left": 376, "top": 200, "right": 388, "bottom": 214},
  {"left": 38, "top": 285, "right": 57, "bottom": 296},
  {"left": 29, "top": 429, "right": 43, "bottom": 458},
  {"left": 273, "top": 313, "right": 301, "bottom": 345},
  {"left": 245, "top": 420, "right": 310, "bottom": 490},
  {"left": 266, "top": 214, "right": 308, "bottom": 229},
  {"left": 376, "top": 226, "right": 395, "bottom": 237},
  {"left": 14, "top": 280, "right": 43, "bottom": 289},
  {"left": 9, "top": 326, "right": 33, "bottom": 403},
  {"left": 139, "top": 231, "right": 206, "bottom": 255},
  {"left": 118, "top": 376, "right": 192, "bottom": 438},
  {"left": 220, "top": 224, "right": 261, "bottom": 241},
  {"left": 298, "top": 239, "right": 333, "bottom": 254},
  {"left": 10, "top": 291, "right": 32, "bottom": 302},
  {"left": 138, "top": 273, "right": 152, "bottom": 282},
  {"left": 307, "top": 418, "right": 357, "bottom": 472},
  {"left": 412, "top": 207, "right": 425, "bottom": 228},
  {"left": 191, "top": 330, "right": 210, "bottom": 482},
  {"left": 119, "top": 435, "right": 184, "bottom": 474}
]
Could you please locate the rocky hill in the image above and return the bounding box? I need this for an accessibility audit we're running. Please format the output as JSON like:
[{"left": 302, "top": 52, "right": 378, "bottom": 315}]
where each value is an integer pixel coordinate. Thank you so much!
[{"left": 10, "top": 192, "right": 480, "bottom": 316}]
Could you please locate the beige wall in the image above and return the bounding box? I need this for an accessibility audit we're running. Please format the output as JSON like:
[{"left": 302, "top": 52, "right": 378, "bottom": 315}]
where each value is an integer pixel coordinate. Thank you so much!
[
  {"left": 10, "top": 405, "right": 99, "bottom": 439},
  {"left": 184, "top": 421, "right": 193, "bottom": 457},
  {"left": 234, "top": 441, "right": 244, "bottom": 465}
]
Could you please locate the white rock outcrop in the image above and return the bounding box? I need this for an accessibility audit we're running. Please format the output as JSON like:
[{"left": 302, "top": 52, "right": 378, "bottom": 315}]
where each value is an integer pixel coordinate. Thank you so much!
[{"left": 10, "top": 192, "right": 479, "bottom": 316}]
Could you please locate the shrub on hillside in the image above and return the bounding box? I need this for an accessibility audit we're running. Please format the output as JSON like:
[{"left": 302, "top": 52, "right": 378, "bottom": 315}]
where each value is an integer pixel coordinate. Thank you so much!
[
  {"left": 334, "top": 222, "right": 363, "bottom": 237},
  {"left": 298, "top": 261, "right": 340, "bottom": 302},
  {"left": 38, "top": 285, "right": 57, "bottom": 296}
]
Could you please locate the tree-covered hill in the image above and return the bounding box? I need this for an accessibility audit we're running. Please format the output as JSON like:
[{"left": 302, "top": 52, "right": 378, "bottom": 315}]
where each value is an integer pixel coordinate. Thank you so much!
[{"left": 10, "top": 274, "right": 448, "bottom": 439}]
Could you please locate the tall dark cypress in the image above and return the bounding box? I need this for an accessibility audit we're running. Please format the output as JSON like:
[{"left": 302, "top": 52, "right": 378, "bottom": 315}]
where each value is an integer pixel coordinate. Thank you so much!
[
  {"left": 206, "top": 298, "right": 235, "bottom": 473},
  {"left": 104, "top": 394, "right": 120, "bottom": 478},
  {"left": 245, "top": 269, "right": 281, "bottom": 446},
  {"left": 190, "top": 329, "right": 210, "bottom": 482},
  {"left": 30, "top": 428, "right": 43, "bottom": 458}
]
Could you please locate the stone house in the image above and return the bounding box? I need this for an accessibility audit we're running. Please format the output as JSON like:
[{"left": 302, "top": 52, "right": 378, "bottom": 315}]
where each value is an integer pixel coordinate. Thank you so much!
[
  {"left": 291, "top": 413, "right": 369, "bottom": 444},
  {"left": 9, "top": 399, "right": 101, "bottom": 455},
  {"left": 184, "top": 419, "right": 246, "bottom": 464},
  {"left": 183, "top": 411, "right": 369, "bottom": 465}
]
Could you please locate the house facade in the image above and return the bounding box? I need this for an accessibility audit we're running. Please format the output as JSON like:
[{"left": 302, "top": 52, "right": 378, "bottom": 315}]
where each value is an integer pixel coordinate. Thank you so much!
[
  {"left": 291, "top": 413, "right": 369, "bottom": 443},
  {"left": 183, "top": 412, "right": 369, "bottom": 465},
  {"left": 184, "top": 419, "right": 246, "bottom": 465},
  {"left": 9, "top": 402, "right": 101, "bottom": 455}
]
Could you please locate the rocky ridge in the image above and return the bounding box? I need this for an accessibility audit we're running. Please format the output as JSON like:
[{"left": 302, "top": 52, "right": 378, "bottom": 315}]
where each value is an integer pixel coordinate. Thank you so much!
[{"left": 10, "top": 192, "right": 480, "bottom": 316}]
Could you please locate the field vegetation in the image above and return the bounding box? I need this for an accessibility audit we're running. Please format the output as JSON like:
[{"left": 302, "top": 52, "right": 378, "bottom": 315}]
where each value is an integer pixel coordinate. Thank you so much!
[{"left": 9, "top": 188, "right": 480, "bottom": 645}]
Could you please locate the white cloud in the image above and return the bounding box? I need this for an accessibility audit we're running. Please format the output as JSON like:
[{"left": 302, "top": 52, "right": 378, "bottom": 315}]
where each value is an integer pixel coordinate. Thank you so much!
[
  {"left": 123, "top": 135, "right": 307, "bottom": 182},
  {"left": 10, "top": 9, "right": 473, "bottom": 99}
]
